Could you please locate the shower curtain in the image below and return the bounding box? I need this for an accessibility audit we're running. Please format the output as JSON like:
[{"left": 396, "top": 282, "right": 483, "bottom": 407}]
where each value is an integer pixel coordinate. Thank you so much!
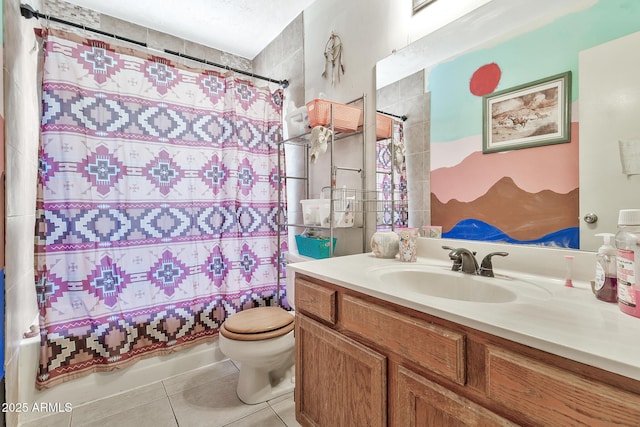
[
  {"left": 34, "top": 29, "right": 287, "bottom": 389},
  {"left": 376, "top": 120, "right": 408, "bottom": 229}
]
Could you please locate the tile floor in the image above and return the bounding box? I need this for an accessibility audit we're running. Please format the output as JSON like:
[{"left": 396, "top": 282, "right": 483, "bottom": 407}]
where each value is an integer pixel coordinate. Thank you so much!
[{"left": 20, "top": 360, "right": 300, "bottom": 427}]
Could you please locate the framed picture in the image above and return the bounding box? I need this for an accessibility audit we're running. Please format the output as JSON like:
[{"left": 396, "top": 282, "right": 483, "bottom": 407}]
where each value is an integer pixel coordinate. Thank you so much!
[
  {"left": 413, "top": 0, "right": 437, "bottom": 14},
  {"left": 482, "top": 71, "right": 571, "bottom": 154}
]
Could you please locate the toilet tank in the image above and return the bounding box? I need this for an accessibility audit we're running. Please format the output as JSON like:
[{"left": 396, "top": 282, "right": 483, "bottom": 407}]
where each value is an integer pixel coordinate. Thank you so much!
[{"left": 284, "top": 251, "right": 312, "bottom": 310}]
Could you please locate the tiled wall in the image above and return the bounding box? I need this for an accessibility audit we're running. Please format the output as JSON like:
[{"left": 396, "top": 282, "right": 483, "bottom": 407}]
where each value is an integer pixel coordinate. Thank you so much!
[
  {"left": 254, "top": 15, "right": 305, "bottom": 253},
  {"left": 377, "top": 70, "right": 431, "bottom": 228},
  {"left": 254, "top": 14, "right": 305, "bottom": 108}
]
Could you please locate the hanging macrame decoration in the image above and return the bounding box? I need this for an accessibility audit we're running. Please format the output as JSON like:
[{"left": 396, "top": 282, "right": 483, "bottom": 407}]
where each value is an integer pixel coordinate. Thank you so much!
[{"left": 322, "top": 32, "right": 344, "bottom": 85}]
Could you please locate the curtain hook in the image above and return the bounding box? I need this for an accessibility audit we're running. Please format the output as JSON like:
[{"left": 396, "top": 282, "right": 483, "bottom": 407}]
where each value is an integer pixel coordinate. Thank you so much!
[{"left": 42, "top": 11, "right": 50, "bottom": 30}]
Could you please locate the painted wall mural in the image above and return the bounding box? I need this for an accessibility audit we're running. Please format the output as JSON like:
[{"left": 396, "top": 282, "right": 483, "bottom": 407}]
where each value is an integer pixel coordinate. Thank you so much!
[{"left": 429, "top": 0, "right": 640, "bottom": 248}]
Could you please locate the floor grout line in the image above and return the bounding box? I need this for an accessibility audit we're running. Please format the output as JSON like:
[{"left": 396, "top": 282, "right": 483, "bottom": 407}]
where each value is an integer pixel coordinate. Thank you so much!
[
  {"left": 20, "top": 364, "right": 298, "bottom": 427},
  {"left": 160, "top": 382, "right": 180, "bottom": 427}
]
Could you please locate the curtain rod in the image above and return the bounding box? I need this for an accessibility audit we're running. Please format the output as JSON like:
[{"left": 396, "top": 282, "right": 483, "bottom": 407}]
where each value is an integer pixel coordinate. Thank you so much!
[
  {"left": 19, "top": 4, "right": 290, "bottom": 88},
  {"left": 376, "top": 110, "right": 408, "bottom": 122}
]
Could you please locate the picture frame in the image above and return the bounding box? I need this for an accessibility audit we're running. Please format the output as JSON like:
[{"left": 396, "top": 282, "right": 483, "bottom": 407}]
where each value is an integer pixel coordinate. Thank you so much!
[
  {"left": 413, "top": 0, "right": 437, "bottom": 15},
  {"left": 482, "top": 71, "right": 571, "bottom": 154}
]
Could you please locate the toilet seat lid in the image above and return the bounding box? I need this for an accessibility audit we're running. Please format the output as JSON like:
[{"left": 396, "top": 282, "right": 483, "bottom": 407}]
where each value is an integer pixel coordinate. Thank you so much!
[{"left": 220, "top": 307, "right": 294, "bottom": 341}]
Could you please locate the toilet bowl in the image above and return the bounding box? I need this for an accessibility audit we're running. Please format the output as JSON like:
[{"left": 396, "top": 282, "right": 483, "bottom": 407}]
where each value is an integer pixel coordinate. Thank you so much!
[
  {"left": 218, "top": 251, "right": 306, "bottom": 404},
  {"left": 218, "top": 306, "right": 295, "bottom": 404}
]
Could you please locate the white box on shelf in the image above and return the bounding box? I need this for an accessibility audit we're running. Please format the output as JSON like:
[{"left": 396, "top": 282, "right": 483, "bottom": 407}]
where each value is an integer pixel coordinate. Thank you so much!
[
  {"left": 285, "top": 103, "right": 310, "bottom": 137},
  {"left": 300, "top": 199, "right": 329, "bottom": 226},
  {"left": 300, "top": 197, "right": 355, "bottom": 228}
]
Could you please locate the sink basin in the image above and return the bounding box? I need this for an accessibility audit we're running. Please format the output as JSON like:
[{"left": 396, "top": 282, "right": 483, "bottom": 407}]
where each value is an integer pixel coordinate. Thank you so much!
[{"left": 367, "top": 264, "right": 552, "bottom": 303}]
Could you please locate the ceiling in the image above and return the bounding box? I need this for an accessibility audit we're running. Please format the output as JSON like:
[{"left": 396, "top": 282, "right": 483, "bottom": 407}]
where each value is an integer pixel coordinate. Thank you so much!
[{"left": 64, "top": 0, "right": 317, "bottom": 59}]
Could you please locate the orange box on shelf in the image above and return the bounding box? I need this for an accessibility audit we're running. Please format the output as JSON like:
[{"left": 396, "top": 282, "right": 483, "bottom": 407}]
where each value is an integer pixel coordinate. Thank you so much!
[
  {"left": 376, "top": 113, "right": 393, "bottom": 140},
  {"left": 306, "top": 99, "right": 363, "bottom": 132}
]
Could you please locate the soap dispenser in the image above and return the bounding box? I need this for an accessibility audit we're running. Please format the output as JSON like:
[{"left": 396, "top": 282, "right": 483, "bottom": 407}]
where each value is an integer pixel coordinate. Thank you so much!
[{"left": 594, "top": 233, "right": 617, "bottom": 303}]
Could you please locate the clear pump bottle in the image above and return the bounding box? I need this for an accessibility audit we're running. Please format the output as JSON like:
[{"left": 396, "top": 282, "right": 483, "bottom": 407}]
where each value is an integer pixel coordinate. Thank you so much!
[{"left": 594, "top": 233, "right": 617, "bottom": 303}]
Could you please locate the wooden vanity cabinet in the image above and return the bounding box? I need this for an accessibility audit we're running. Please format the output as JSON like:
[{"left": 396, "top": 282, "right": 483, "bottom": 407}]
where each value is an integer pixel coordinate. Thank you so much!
[{"left": 294, "top": 274, "right": 640, "bottom": 426}]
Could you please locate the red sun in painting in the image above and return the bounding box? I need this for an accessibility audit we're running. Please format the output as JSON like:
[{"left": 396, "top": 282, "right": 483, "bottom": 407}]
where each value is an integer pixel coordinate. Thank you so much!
[{"left": 470, "top": 63, "right": 501, "bottom": 96}]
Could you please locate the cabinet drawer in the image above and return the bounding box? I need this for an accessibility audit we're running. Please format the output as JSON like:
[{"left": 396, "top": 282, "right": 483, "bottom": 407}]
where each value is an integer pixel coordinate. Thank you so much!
[
  {"left": 295, "top": 278, "right": 337, "bottom": 324},
  {"left": 486, "top": 346, "right": 640, "bottom": 426},
  {"left": 341, "top": 295, "right": 466, "bottom": 385}
]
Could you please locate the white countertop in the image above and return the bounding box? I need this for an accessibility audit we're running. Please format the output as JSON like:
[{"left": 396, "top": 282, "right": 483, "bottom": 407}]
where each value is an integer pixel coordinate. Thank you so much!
[{"left": 288, "top": 239, "right": 640, "bottom": 382}]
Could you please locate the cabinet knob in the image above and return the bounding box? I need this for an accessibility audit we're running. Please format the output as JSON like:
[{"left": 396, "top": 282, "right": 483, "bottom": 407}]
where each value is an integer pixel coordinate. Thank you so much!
[{"left": 583, "top": 213, "right": 598, "bottom": 224}]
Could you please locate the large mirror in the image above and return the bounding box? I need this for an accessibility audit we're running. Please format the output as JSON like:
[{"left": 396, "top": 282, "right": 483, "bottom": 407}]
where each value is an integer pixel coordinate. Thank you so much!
[{"left": 376, "top": 0, "right": 640, "bottom": 252}]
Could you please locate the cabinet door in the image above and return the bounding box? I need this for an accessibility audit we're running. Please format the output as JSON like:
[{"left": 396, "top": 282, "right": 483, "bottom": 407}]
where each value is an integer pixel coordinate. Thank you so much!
[
  {"left": 295, "top": 314, "right": 387, "bottom": 427},
  {"left": 393, "top": 364, "right": 516, "bottom": 427},
  {"left": 486, "top": 345, "right": 640, "bottom": 426}
]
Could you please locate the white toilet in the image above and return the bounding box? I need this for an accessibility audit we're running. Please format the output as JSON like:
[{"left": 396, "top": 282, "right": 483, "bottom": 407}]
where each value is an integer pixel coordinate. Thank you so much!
[{"left": 218, "top": 251, "right": 304, "bottom": 404}]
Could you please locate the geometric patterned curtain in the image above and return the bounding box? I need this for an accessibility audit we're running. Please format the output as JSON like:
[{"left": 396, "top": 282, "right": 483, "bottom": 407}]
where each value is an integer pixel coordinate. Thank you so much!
[
  {"left": 376, "top": 120, "right": 408, "bottom": 229},
  {"left": 34, "top": 29, "right": 286, "bottom": 389}
]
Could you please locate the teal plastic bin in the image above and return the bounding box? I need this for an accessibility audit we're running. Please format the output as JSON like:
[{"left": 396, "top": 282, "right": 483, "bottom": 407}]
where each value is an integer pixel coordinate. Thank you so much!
[{"left": 295, "top": 235, "right": 337, "bottom": 259}]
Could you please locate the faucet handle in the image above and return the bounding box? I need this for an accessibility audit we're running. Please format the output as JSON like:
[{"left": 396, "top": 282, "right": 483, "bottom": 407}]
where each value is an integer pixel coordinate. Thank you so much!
[{"left": 479, "top": 252, "right": 509, "bottom": 277}]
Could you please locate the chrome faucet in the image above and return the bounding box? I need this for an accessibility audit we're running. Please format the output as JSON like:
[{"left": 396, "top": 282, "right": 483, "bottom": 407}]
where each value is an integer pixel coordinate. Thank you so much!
[
  {"left": 447, "top": 247, "right": 479, "bottom": 274},
  {"left": 443, "top": 247, "right": 509, "bottom": 276}
]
